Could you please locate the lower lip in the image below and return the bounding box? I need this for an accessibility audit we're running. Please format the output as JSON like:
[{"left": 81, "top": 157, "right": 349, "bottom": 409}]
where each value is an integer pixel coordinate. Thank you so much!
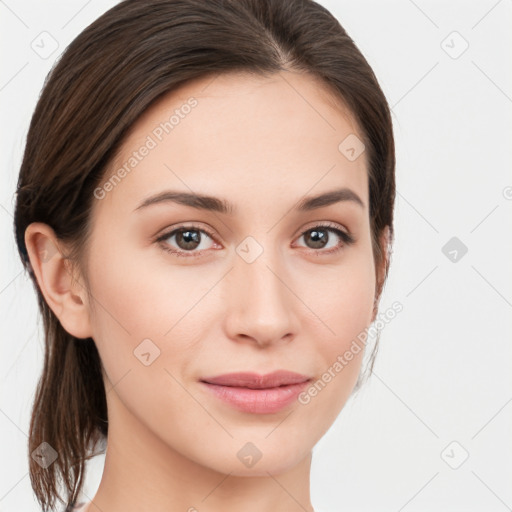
[{"left": 201, "top": 381, "right": 310, "bottom": 414}]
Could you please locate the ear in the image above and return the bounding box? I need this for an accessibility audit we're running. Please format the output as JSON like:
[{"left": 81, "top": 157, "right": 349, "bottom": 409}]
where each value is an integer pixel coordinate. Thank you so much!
[
  {"left": 372, "top": 225, "right": 391, "bottom": 322},
  {"left": 24, "top": 222, "right": 93, "bottom": 339}
]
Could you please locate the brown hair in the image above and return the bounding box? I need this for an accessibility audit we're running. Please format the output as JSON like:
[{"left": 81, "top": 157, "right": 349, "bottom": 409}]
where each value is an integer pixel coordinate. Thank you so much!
[{"left": 13, "top": 0, "right": 395, "bottom": 509}]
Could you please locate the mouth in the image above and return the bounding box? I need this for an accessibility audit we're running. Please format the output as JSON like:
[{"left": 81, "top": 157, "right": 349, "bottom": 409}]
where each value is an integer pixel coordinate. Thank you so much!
[{"left": 200, "top": 370, "right": 312, "bottom": 414}]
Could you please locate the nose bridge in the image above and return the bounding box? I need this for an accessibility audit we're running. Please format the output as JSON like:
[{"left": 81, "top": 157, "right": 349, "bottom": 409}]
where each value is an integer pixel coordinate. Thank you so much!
[
  {"left": 224, "top": 234, "right": 298, "bottom": 344},
  {"left": 237, "top": 235, "right": 290, "bottom": 310}
]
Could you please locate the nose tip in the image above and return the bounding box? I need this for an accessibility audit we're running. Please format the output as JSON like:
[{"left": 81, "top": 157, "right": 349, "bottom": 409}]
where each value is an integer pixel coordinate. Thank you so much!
[
  {"left": 236, "top": 330, "right": 294, "bottom": 348},
  {"left": 223, "top": 253, "right": 300, "bottom": 348}
]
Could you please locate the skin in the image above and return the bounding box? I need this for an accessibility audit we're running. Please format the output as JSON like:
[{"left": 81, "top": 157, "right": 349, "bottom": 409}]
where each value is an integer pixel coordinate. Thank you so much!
[{"left": 25, "top": 70, "right": 388, "bottom": 512}]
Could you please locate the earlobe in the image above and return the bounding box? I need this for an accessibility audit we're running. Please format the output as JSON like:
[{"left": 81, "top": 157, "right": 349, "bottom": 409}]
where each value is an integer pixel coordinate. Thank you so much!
[{"left": 24, "top": 222, "right": 93, "bottom": 339}]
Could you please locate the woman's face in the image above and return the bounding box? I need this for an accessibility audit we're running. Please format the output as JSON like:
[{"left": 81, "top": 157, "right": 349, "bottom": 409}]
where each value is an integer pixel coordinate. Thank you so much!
[{"left": 84, "top": 70, "right": 378, "bottom": 475}]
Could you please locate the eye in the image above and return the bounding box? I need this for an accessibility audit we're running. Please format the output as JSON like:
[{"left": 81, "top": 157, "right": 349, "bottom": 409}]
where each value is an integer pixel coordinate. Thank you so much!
[
  {"left": 155, "top": 222, "right": 355, "bottom": 259},
  {"left": 155, "top": 224, "right": 219, "bottom": 258},
  {"left": 294, "top": 223, "right": 355, "bottom": 256}
]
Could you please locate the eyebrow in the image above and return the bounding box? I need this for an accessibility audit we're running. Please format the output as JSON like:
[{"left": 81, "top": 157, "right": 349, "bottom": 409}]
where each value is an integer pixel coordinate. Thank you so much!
[{"left": 133, "top": 187, "right": 365, "bottom": 214}]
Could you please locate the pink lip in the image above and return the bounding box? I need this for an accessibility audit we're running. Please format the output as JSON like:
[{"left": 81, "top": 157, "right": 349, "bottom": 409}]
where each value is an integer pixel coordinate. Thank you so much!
[{"left": 200, "top": 370, "right": 311, "bottom": 414}]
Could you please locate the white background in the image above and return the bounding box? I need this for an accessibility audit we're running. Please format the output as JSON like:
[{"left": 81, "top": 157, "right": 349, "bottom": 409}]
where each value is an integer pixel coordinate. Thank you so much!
[{"left": 1, "top": 1, "right": 511, "bottom": 511}]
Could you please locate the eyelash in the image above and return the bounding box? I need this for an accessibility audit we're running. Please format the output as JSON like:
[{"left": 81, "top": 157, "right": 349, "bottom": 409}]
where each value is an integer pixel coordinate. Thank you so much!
[{"left": 155, "top": 222, "right": 356, "bottom": 259}]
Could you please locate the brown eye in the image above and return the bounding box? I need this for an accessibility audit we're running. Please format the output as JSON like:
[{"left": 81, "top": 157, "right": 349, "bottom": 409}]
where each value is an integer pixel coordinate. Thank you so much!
[
  {"left": 156, "top": 225, "right": 217, "bottom": 257},
  {"left": 303, "top": 228, "right": 330, "bottom": 249},
  {"left": 174, "top": 228, "right": 202, "bottom": 251},
  {"left": 296, "top": 224, "right": 355, "bottom": 254}
]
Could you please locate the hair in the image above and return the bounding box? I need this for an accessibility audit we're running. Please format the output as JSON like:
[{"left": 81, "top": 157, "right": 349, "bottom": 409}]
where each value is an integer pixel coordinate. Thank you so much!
[{"left": 13, "top": 0, "right": 395, "bottom": 509}]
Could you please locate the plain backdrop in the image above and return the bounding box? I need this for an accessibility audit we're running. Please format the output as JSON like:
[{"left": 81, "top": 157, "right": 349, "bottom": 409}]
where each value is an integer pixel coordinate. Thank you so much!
[{"left": 1, "top": 0, "right": 511, "bottom": 511}]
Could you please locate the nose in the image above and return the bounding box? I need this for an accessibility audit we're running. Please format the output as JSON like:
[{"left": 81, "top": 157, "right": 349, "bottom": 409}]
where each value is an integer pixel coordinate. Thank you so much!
[{"left": 223, "top": 245, "right": 300, "bottom": 348}]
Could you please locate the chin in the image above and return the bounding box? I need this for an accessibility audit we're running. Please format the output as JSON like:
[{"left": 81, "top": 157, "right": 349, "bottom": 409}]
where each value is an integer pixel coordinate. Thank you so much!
[{"left": 188, "top": 435, "right": 313, "bottom": 477}]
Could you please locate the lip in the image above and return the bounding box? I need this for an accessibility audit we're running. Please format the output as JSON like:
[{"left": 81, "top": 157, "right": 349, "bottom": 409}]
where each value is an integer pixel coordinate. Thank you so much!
[{"left": 200, "top": 370, "right": 311, "bottom": 414}]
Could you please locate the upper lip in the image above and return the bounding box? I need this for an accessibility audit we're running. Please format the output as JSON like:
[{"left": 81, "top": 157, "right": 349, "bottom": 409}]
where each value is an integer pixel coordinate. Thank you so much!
[{"left": 200, "top": 370, "right": 311, "bottom": 389}]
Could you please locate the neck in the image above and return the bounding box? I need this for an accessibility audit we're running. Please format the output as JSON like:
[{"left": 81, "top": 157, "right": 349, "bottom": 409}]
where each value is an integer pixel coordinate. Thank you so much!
[{"left": 85, "top": 391, "right": 314, "bottom": 512}]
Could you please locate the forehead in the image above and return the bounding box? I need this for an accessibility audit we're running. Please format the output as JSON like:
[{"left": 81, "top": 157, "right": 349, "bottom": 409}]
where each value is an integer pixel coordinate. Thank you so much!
[{"left": 94, "top": 70, "right": 368, "bottom": 220}]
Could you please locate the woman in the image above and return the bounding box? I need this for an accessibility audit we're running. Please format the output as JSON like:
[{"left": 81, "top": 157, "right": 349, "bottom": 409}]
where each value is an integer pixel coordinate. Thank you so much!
[{"left": 14, "top": 0, "right": 395, "bottom": 510}]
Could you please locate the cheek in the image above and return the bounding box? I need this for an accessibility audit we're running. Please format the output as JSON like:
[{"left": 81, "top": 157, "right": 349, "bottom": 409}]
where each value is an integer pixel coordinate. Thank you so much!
[
  {"left": 84, "top": 245, "right": 198, "bottom": 430},
  {"left": 306, "top": 248, "right": 376, "bottom": 346},
  {"left": 85, "top": 235, "right": 211, "bottom": 387},
  {"left": 297, "top": 269, "right": 373, "bottom": 430},
  {"left": 299, "top": 247, "right": 375, "bottom": 407},
  {"left": 84, "top": 232, "right": 168, "bottom": 380},
  {"left": 327, "top": 266, "right": 375, "bottom": 341}
]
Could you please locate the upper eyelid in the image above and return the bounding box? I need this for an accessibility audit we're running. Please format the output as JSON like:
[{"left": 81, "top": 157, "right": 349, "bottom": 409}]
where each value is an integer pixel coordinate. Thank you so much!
[
  {"left": 156, "top": 223, "right": 217, "bottom": 242},
  {"left": 157, "top": 221, "right": 350, "bottom": 239},
  {"left": 295, "top": 220, "right": 349, "bottom": 235}
]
